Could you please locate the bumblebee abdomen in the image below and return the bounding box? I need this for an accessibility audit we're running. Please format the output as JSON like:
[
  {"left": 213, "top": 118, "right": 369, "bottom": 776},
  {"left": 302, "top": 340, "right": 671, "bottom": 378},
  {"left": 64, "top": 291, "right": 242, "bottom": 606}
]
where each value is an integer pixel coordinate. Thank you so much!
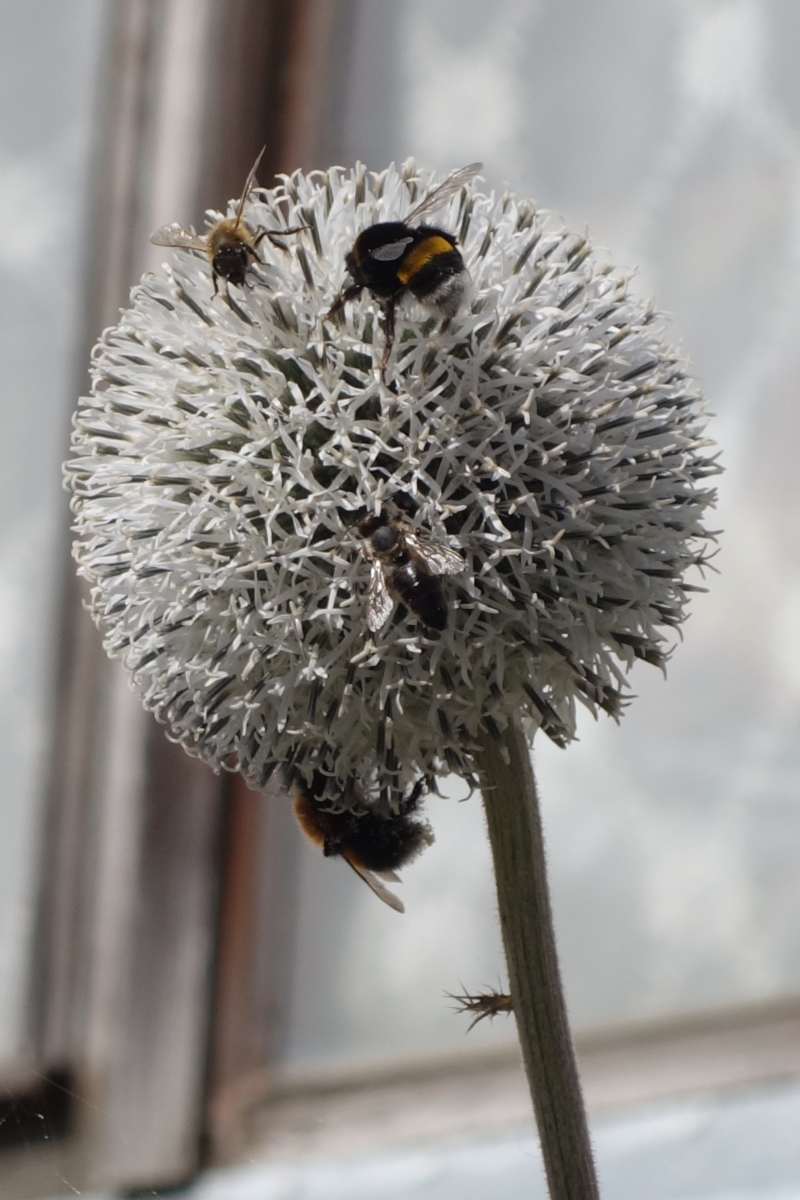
[
  {"left": 396, "top": 233, "right": 459, "bottom": 286},
  {"left": 346, "top": 808, "right": 432, "bottom": 873},
  {"left": 397, "top": 226, "right": 467, "bottom": 316}
]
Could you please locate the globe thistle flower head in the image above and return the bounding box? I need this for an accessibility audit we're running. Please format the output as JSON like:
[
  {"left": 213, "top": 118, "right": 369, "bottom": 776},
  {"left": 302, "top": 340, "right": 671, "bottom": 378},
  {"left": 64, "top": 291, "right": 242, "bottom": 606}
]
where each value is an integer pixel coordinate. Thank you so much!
[{"left": 66, "top": 160, "right": 719, "bottom": 814}]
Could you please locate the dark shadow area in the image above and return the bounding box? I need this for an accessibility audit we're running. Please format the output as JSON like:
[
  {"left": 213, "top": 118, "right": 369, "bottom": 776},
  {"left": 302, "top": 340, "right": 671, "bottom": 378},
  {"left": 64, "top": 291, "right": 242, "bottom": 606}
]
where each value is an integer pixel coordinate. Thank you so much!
[{"left": 0, "top": 1070, "right": 73, "bottom": 1150}]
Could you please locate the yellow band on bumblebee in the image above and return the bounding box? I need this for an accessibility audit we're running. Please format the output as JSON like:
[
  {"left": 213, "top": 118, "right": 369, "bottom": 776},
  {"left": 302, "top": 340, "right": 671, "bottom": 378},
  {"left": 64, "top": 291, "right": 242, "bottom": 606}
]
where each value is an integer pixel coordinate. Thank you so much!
[{"left": 396, "top": 235, "right": 455, "bottom": 285}]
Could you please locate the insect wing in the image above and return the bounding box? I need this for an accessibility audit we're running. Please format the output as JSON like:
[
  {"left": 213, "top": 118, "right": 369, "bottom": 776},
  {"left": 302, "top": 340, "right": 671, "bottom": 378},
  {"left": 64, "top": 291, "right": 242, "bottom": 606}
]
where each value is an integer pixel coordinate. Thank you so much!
[
  {"left": 150, "top": 223, "right": 207, "bottom": 252},
  {"left": 367, "top": 561, "right": 394, "bottom": 631},
  {"left": 406, "top": 162, "right": 483, "bottom": 224},
  {"left": 233, "top": 144, "right": 266, "bottom": 227},
  {"left": 344, "top": 855, "right": 405, "bottom": 913},
  {"left": 370, "top": 236, "right": 414, "bottom": 262},
  {"left": 404, "top": 533, "right": 463, "bottom": 577}
]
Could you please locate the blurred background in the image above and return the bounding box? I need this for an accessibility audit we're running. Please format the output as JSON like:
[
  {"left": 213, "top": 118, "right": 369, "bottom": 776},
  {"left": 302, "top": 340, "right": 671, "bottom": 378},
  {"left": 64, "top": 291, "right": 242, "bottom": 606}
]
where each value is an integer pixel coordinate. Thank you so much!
[{"left": 3, "top": 0, "right": 800, "bottom": 1197}]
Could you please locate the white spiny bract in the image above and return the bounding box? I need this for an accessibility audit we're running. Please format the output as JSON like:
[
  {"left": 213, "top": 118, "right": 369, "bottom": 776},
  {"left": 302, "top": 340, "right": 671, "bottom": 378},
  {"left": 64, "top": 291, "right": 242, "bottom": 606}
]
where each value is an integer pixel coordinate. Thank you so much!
[{"left": 67, "top": 161, "right": 718, "bottom": 812}]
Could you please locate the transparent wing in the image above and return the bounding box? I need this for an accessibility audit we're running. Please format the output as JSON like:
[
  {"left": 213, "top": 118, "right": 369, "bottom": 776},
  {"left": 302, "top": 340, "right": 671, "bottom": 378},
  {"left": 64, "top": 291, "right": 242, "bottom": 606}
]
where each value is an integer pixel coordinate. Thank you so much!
[
  {"left": 404, "top": 533, "right": 463, "bottom": 576},
  {"left": 406, "top": 162, "right": 483, "bottom": 225},
  {"left": 367, "top": 562, "right": 394, "bottom": 631},
  {"left": 150, "top": 223, "right": 207, "bottom": 252},
  {"left": 369, "top": 236, "right": 414, "bottom": 262},
  {"left": 344, "top": 855, "right": 405, "bottom": 913},
  {"left": 234, "top": 144, "right": 266, "bottom": 227}
]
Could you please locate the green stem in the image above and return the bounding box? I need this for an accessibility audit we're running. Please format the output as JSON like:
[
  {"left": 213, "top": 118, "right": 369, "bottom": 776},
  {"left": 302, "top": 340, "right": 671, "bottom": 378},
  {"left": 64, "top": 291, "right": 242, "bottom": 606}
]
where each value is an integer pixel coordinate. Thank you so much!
[{"left": 475, "top": 721, "right": 600, "bottom": 1200}]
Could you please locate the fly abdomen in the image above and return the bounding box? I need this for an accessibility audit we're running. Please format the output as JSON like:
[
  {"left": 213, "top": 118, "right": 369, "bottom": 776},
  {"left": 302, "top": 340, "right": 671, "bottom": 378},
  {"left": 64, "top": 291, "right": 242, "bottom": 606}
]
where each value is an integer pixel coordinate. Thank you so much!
[{"left": 392, "top": 562, "right": 448, "bottom": 630}]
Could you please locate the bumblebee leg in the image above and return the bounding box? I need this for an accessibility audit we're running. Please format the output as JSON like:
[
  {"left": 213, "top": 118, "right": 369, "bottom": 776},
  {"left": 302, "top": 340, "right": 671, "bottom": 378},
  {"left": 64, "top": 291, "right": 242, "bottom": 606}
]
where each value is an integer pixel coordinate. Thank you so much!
[
  {"left": 324, "top": 282, "right": 363, "bottom": 322},
  {"left": 379, "top": 299, "right": 396, "bottom": 382},
  {"left": 211, "top": 267, "right": 220, "bottom": 297}
]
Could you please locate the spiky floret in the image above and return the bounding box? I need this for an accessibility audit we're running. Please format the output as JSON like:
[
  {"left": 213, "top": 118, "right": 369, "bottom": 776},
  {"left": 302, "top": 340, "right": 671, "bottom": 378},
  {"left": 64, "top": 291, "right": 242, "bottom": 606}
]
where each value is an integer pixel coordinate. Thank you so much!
[{"left": 66, "top": 161, "right": 719, "bottom": 811}]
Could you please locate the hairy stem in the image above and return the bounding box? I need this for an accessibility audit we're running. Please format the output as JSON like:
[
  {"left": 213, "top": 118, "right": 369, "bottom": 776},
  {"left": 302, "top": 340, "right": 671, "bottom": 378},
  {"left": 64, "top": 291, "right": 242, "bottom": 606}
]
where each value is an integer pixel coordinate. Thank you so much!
[{"left": 475, "top": 721, "right": 600, "bottom": 1200}]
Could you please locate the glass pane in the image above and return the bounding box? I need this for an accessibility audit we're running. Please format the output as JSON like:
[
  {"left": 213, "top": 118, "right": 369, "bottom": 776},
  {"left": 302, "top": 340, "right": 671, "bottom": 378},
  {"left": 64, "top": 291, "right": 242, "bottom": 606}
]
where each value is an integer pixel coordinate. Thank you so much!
[
  {"left": 283, "top": 0, "right": 800, "bottom": 1067},
  {"left": 0, "top": 0, "right": 107, "bottom": 1073},
  {"left": 285, "top": 776, "right": 508, "bottom": 1070}
]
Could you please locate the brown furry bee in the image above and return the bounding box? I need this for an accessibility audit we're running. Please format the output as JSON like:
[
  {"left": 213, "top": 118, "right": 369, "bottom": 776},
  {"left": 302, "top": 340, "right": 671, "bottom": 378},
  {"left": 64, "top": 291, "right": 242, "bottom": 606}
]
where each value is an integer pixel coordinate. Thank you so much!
[
  {"left": 292, "top": 783, "right": 432, "bottom": 913},
  {"left": 358, "top": 510, "right": 464, "bottom": 633},
  {"left": 150, "top": 147, "right": 307, "bottom": 296},
  {"left": 326, "top": 162, "right": 482, "bottom": 379}
]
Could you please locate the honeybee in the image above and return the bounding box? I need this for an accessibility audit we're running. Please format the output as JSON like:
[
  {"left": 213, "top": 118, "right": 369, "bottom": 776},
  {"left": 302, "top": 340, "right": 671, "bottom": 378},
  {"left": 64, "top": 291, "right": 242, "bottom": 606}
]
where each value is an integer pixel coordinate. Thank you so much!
[
  {"left": 326, "top": 162, "right": 483, "bottom": 379},
  {"left": 358, "top": 509, "right": 464, "bottom": 633},
  {"left": 292, "top": 783, "right": 432, "bottom": 913},
  {"left": 150, "top": 147, "right": 307, "bottom": 296}
]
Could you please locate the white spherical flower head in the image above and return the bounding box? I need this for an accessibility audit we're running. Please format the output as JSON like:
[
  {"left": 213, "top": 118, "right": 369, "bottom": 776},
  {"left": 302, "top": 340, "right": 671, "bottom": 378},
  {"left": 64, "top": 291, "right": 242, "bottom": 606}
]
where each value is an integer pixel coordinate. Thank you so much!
[{"left": 67, "top": 161, "right": 719, "bottom": 816}]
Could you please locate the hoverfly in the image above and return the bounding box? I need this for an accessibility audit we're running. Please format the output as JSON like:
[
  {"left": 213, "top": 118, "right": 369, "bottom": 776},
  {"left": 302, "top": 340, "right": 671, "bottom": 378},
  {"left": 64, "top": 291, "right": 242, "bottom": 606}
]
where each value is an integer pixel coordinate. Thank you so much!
[{"left": 358, "top": 510, "right": 464, "bottom": 632}]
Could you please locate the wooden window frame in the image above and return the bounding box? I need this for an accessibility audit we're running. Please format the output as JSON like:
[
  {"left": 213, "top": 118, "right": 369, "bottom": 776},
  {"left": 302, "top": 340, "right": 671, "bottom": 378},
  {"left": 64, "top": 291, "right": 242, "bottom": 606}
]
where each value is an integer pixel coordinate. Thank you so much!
[{"left": 7, "top": 2, "right": 352, "bottom": 1193}]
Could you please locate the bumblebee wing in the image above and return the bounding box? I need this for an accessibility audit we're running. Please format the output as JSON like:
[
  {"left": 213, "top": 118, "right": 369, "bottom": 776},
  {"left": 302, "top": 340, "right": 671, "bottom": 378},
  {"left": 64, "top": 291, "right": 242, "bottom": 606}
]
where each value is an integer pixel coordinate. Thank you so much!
[
  {"left": 367, "top": 562, "right": 394, "bottom": 632},
  {"left": 150, "top": 223, "right": 207, "bottom": 252},
  {"left": 404, "top": 533, "right": 464, "bottom": 576},
  {"left": 406, "top": 162, "right": 483, "bottom": 224},
  {"left": 369, "top": 236, "right": 414, "bottom": 262},
  {"left": 233, "top": 144, "right": 266, "bottom": 227},
  {"left": 344, "top": 855, "right": 405, "bottom": 913}
]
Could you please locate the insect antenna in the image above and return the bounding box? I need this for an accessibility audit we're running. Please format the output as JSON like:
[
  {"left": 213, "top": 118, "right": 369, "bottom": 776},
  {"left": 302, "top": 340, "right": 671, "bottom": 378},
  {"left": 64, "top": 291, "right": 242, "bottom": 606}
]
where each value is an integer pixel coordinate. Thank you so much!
[{"left": 378, "top": 298, "right": 398, "bottom": 382}]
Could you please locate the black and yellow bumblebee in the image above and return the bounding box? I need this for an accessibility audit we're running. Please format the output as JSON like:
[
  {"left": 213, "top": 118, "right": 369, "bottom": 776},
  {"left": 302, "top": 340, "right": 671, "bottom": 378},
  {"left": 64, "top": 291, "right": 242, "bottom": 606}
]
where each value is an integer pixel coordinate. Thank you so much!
[{"left": 326, "top": 162, "right": 482, "bottom": 379}]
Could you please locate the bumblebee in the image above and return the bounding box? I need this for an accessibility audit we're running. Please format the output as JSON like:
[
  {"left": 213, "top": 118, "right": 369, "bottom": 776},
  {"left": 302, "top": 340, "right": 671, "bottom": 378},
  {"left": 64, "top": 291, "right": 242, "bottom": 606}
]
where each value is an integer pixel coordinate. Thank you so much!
[
  {"left": 358, "top": 508, "right": 464, "bottom": 633},
  {"left": 150, "top": 146, "right": 307, "bottom": 296},
  {"left": 292, "top": 781, "right": 433, "bottom": 913},
  {"left": 326, "top": 162, "right": 482, "bottom": 379}
]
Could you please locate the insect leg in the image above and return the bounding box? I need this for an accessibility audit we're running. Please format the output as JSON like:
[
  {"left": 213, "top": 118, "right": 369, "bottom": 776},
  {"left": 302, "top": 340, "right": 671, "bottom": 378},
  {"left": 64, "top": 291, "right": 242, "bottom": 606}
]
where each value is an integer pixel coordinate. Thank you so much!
[
  {"left": 244, "top": 243, "right": 263, "bottom": 269},
  {"left": 260, "top": 225, "right": 310, "bottom": 251},
  {"left": 325, "top": 282, "right": 363, "bottom": 322},
  {"left": 379, "top": 298, "right": 397, "bottom": 382}
]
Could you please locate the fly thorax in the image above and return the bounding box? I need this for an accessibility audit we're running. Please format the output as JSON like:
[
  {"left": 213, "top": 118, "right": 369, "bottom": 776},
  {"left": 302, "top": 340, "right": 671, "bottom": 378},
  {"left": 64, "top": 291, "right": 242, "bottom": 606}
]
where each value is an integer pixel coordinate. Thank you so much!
[{"left": 371, "top": 525, "right": 402, "bottom": 556}]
